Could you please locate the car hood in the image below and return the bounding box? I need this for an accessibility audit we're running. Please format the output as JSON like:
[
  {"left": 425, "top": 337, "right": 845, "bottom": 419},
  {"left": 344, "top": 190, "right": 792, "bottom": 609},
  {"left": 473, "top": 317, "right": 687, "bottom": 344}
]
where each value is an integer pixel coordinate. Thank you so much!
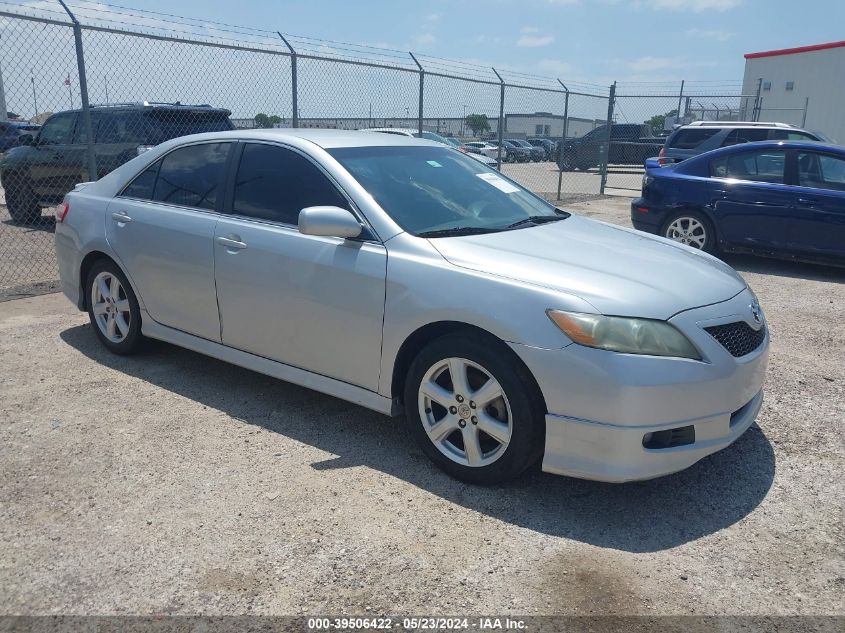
[{"left": 429, "top": 215, "right": 746, "bottom": 320}]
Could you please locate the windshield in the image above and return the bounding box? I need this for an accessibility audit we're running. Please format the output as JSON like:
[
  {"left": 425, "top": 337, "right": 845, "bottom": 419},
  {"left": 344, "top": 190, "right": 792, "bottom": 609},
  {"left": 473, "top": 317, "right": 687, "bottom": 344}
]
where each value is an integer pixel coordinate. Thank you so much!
[{"left": 329, "top": 146, "right": 563, "bottom": 236}]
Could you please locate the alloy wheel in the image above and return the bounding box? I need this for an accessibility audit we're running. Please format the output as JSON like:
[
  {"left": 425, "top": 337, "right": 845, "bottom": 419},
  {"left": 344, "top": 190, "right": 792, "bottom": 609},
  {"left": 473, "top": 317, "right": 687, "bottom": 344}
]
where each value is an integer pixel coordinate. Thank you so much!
[
  {"left": 417, "top": 357, "right": 512, "bottom": 467},
  {"left": 91, "top": 271, "right": 131, "bottom": 343},
  {"left": 666, "top": 216, "right": 707, "bottom": 249}
]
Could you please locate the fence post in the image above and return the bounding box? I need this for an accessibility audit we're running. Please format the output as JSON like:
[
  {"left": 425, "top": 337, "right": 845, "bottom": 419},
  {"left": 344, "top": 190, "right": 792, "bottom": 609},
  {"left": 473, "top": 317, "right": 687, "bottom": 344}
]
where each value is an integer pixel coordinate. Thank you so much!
[
  {"left": 599, "top": 82, "right": 615, "bottom": 195},
  {"left": 802, "top": 97, "right": 809, "bottom": 127},
  {"left": 556, "top": 79, "right": 569, "bottom": 201},
  {"left": 58, "top": 0, "right": 96, "bottom": 181},
  {"left": 492, "top": 68, "right": 505, "bottom": 169},
  {"left": 0, "top": 61, "right": 7, "bottom": 123},
  {"left": 277, "top": 33, "right": 298, "bottom": 127},
  {"left": 409, "top": 52, "right": 424, "bottom": 136},
  {"left": 676, "top": 79, "right": 684, "bottom": 124}
]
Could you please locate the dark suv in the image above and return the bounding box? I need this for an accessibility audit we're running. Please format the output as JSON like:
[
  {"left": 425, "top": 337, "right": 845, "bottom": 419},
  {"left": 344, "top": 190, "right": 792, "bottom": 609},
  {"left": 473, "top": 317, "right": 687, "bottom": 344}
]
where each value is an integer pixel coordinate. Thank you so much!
[
  {"left": 660, "top": 121, "right": 824, "bottom": 165},
  {"left": 1, "top": 102, "right": 233, "bottom": 223}
]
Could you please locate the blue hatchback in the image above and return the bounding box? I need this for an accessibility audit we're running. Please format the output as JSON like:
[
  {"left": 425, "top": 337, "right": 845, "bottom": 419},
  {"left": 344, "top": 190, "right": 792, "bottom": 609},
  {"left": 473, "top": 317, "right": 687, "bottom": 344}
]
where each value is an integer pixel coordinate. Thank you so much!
[{"left": 631, "top": 140, "right": 845, "bottom": 265}]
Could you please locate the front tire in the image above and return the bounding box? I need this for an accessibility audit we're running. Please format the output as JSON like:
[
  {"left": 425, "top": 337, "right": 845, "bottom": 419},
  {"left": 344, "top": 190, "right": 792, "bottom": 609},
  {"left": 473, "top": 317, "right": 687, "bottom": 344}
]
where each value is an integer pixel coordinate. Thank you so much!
[
  {"left": 662, "top": 211, "right": 716, "bottom": 253},
  {"left": 404, "top": 333, "right": 545, "bottom": 484},
  {"left": 4, "top": 179, "right": 41, "bottom": 224},
  {"left": 86, "top": 259, "right": 144, "bottom": 355}
]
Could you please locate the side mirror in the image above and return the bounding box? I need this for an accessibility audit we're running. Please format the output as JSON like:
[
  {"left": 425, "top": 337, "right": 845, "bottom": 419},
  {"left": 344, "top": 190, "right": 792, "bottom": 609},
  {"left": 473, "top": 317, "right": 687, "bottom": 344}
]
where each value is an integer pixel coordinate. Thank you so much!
[
  {"left": 17, "top": 133, "right": 34, "bottom": 146},
  {"left": 298, "top": 206, "right": 363, "bottom": 239}
]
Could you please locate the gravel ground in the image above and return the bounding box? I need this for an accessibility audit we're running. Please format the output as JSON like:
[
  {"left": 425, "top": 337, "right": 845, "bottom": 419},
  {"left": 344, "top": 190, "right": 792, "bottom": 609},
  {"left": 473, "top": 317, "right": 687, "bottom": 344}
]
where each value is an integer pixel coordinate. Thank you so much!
[{"left": 0, "top": 197, "right": 843, "bottom": 619}]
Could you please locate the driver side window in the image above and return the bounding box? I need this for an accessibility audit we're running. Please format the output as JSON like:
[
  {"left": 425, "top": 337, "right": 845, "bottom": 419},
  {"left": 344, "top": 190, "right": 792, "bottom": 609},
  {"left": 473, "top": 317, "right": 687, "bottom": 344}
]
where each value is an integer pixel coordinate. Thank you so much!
[{"left": 38, "top": 113, "right": 77, "bottom": 145}]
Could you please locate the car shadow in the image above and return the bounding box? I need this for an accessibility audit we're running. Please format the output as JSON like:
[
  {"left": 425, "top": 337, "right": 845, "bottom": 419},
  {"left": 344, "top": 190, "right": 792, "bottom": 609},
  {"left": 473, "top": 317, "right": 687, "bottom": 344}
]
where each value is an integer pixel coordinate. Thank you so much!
[
  {"left": 60, "top": 324, "right": 776, "bottom": 553},
  {"left": 721, "top": 252, "right": 845, "bottom": 283},
  {"left": 1, "top": 215, "right": 56, "bottom": 233}
]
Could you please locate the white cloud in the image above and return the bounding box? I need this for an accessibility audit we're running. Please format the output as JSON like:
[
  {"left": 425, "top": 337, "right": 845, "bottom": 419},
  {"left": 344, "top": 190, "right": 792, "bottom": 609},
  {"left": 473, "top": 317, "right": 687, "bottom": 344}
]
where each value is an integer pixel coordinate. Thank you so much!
[
  {"left": 412, "top": 32, "right": 437, "bottom": 47},
  {"left": 684, "top": 27, "right": 733, "bottom": 41},
  {"left": 517, "top": 27, "right": 555, "bottom": 47},
  {"left": 651, "top": 0, "right": 741, "bottom": 11},
  {"left": 619, "top": 55, "right": 717, "bottom": 72},
  {"left": 424, "top": 13, "right": 442, "bottom": 22},
  {"left": 537, "top": 59, "right": 574, "bottom": 75}
]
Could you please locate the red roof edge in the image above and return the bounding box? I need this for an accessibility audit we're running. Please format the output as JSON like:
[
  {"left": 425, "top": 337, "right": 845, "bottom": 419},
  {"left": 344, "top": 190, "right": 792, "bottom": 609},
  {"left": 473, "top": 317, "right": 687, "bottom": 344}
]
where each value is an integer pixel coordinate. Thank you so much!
[{"left": 745, "top": 40, "right": 845, "bottom": 59}]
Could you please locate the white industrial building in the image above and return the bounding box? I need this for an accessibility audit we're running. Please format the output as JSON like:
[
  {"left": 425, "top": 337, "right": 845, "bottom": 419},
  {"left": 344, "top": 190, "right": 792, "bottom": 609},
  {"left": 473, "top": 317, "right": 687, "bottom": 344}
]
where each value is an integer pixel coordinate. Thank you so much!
[{"left": 741, "top": 40, "right": 845, "bottom": 143}]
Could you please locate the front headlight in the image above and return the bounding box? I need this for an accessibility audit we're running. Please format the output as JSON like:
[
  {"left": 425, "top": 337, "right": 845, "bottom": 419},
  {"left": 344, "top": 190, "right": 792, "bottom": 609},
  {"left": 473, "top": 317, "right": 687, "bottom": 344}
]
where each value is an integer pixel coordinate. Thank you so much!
[{"left": 547, "top": 310, "right": 700, "bottom": 360}]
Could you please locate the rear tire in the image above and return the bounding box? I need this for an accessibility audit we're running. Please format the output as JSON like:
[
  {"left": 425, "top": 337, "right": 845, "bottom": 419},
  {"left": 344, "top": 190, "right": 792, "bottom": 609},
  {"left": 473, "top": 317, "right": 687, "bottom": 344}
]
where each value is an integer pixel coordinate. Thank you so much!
[
  {"left": 85, "top": 259, "right": 144, "bottom": 355},
  {"left": 404, "top": 333, "right": 545, "bottom": 484},
  {"left": 4, "top": 179, "right": 41, "bottom": 224},
  {"left": 661, "top": 210, "right": 716, "bottom": 253}
]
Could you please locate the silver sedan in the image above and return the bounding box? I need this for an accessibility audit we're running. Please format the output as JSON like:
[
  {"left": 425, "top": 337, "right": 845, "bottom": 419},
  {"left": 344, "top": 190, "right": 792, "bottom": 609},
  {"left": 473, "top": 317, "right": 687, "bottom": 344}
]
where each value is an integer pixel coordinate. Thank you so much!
[{"left": 54, "top": 130, "right": 769, "bottom": 484}]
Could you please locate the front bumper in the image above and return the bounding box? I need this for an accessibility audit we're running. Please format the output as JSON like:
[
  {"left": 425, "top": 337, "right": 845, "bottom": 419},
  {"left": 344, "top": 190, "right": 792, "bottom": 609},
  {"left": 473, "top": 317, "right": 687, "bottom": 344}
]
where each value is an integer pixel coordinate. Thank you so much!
[{"left": 509, "top": 288, "right": 769, "bottom": 482}]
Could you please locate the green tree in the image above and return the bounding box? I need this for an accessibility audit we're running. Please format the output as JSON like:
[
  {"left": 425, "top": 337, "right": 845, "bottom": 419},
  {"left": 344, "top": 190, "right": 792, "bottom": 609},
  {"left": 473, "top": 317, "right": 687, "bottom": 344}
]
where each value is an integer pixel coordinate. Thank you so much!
[
  {"left": 464, "top": 113, "right": 490, "bottom": 137},
  {"left": 254, "top": 113, "right": 283, "bottom": 129},
  {"left": 646, "top": 109, "right": 678, "bottom": 135}
]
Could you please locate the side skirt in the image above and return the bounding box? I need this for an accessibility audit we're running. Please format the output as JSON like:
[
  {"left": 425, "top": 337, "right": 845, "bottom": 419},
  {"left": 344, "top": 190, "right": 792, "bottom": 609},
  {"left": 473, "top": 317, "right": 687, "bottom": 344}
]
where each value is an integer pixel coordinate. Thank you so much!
[{"left": 141, "top": 312, "right": 402, "bottom": 417}]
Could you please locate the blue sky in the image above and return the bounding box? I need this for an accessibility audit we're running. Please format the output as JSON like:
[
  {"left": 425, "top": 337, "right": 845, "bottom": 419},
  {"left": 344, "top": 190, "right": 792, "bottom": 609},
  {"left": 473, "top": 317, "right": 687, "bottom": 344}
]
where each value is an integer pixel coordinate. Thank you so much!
[{"left": 135, "top": 0, "right": 845, "bottom": 86}]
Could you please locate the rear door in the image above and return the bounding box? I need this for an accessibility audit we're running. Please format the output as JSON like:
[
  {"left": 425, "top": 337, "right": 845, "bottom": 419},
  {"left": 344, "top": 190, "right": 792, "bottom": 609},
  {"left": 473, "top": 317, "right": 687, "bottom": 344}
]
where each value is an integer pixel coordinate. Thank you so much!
[
  {"left": 708, "top": 148, "right": 792, "bottom": 250},
  {"left": 106, "top": 141, "right": 233, "bottom": 341},
  {"left": 787, "top": 150, "right": 845, "bottom": 258}
]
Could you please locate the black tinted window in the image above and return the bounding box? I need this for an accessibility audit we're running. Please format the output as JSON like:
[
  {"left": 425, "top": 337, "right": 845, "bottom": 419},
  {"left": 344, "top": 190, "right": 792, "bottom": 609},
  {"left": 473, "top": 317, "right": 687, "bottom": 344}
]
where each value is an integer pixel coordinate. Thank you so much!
[
  {"left": 152, "top": 143, "right": 230, "bottom": 209},
  {"left": 121, "top": 163, "right": 160, "bottom": 200},
  {"left": 769, "top": 130, "right": 818, "bottom": 141},
  {"left": 97, "top": 112, "right": 147, "bottom": 144},
  {"left": 668, "top": 128, "right": 720, "bottom": 149},
  {"left": 232, "top": 143, "right": 347, "bottom": 224},
  {"left": 38, "top": 113, "right": 76, "bottom": 145},
  {"left": 143, "top": 111, "right": 233, "bottom": 145},
  {"left": 710, "top": 150, "right": 786, "bottom": 184},
  {"left": 721, "top": 128, "right": 770, "bottom": 146}
]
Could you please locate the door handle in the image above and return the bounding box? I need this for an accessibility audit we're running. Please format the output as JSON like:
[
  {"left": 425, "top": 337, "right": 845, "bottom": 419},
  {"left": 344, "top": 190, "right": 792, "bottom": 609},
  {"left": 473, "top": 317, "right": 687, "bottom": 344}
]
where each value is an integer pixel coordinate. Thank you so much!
[
  {"left": 796, "top": 198, "right": 818, "bottom": 207},
  {"left": 111, "top": 211, "right": 132, "bottom": 224},
  {"left": 216, "top": 235, "right": 247, "bottom": 250}
]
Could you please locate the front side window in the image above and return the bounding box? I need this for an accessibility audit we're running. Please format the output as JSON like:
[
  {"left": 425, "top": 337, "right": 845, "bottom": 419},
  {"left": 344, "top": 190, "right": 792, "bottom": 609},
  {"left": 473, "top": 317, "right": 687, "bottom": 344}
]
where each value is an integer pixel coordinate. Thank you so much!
[
  {"left": 152, "top": 142, "right": 230, "bottom": 210},
  {"left": 232, "top": 143, "right": 348, "bottom": 224},
  {"left": 329, "top": 145, "right": 563, "bottom": 236},
  {"left": 38, "top": 113, "right": 76, "bottom": 145},
  {"left": 797, "top": 152, "right": 845, "bottom": 192},
  {"left": 710, "top": 150, "right": 786, "bottom": 184}
]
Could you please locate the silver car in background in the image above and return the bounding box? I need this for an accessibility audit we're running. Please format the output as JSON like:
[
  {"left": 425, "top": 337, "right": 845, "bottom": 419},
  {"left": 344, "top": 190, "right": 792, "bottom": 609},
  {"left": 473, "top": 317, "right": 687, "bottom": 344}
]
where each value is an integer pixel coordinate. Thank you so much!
[{"left": 54, "top": 130, "right": 769, "bottom": 484}]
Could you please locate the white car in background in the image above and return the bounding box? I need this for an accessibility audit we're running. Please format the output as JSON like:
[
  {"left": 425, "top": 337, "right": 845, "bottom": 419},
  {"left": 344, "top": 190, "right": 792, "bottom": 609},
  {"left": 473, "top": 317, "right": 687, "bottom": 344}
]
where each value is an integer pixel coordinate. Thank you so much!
[
  {"left": 361, "top": 128, "right": 499, "bottom": 168},
  {"left": 461, "top": 141, "right": 499, "bottom": 160}
]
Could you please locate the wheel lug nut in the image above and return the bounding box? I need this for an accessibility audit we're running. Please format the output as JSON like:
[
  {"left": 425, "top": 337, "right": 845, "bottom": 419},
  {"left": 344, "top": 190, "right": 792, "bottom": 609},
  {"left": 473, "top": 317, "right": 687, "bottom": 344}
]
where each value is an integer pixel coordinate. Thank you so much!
[
  {"left": 471, "top": 416, "right": 478, "bottom": 425},
  {"left": 449, "top": 406, "right": 457, "bottom": 414},
  {"left": 458, "top": 419, "right": 466, "bottom": 428},
  {"left": 456, "top": 395, "right": 464, "bottom": 403},
  {"left": 469, "top": 401, "right": 476, "bottom": 409}
]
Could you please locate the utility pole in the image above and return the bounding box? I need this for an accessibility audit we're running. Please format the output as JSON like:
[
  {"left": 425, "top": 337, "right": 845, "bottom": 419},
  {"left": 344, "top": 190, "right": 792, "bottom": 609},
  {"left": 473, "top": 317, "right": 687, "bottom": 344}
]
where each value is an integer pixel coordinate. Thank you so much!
[{"left": 31, "top": 70, "right": 38, "bottom": 118}]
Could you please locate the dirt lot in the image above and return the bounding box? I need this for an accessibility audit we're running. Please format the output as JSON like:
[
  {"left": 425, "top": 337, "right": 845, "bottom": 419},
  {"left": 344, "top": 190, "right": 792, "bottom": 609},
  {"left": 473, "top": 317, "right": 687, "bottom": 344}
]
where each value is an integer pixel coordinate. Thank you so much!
[{"left": 0, "top": 197, "right": 843, "bottom": 620}]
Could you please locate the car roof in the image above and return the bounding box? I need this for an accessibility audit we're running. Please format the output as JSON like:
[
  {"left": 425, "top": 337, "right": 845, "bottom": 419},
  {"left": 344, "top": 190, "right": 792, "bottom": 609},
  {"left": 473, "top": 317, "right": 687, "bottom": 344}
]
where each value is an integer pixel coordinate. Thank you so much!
[
  {"left": 49, "top": 102, "right": 232, "bottom": 116},
  {"left": 155, "top": 128, "right": 445, "bottom": 149}
]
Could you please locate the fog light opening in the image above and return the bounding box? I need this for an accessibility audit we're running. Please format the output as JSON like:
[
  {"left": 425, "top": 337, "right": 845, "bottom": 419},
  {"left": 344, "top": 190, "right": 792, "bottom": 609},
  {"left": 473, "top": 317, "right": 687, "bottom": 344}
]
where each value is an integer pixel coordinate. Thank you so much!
[{"left": 642, "top": 425, "right": 695, "bottom": 449}]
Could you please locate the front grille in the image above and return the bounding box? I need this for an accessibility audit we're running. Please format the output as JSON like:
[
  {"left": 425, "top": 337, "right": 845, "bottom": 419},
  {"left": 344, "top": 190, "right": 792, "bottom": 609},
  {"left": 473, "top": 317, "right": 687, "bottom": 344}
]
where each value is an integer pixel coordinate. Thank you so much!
[{"left": 704, "top": 321, "right": 766, "bottom": 357}]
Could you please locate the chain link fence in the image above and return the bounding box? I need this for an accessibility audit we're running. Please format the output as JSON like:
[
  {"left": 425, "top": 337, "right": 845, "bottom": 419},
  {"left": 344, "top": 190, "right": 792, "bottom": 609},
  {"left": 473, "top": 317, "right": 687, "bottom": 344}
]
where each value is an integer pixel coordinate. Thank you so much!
[{"left": 0, "top": 1, "right": 755, "bottom": 295}]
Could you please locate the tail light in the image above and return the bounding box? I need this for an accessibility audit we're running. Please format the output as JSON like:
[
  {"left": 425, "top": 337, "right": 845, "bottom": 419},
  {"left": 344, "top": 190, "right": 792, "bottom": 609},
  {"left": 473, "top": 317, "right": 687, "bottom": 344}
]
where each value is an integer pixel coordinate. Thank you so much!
[
  {"left": 57, "top": 200, "right": 70, "bottom": 223},
  {"left": 658, "top": 146, "right": 666, "bottom": 166}
]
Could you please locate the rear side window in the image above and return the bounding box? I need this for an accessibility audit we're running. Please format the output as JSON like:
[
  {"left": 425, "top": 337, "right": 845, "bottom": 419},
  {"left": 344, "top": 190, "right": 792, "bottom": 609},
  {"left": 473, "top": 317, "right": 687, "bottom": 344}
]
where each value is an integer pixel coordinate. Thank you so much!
[
  {"left": 152, "top": 142, "right": 230, "bottom": 209},
  {"left": 97, "top": 112, "right": 147, "bottom": 144},
  {"left": 142, "top": 111, "right": 233, "bottom": 144},
  {"left": 721, "top": 128, "right": 770, "bottom": 146},
  {"left": 710, "top": 150, "right": 786, "bottom": 184},
  {"left": 769, "top": 130, "right": 819, "bottom": 141},
  {"left": 797, "top": 152, "right": 845, "bottom": 191},
  {"left": 668, "top": 128, "right": 720, "bottom": 149},
  {"left": 121, "top": 164, "right": 159, "bottom": 200},
  {"left": 232, "top": 143, "right": 348, "bottom": 225}
]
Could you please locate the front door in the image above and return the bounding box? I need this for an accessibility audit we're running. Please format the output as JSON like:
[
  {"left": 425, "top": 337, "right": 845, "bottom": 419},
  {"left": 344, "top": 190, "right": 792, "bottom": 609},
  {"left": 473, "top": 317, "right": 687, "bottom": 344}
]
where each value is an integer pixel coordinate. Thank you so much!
[
  {"left": 213, "top": 142, "right": 386, "bottom": 391},
  {"left": 28, "top": 112, "right": 86, "bottom": 202},
  {"left": 106, "top": 141, "right": 232, "bottom": 341},
  {"left": 788, "top": 150, "right": 845, "bottom": 258}
]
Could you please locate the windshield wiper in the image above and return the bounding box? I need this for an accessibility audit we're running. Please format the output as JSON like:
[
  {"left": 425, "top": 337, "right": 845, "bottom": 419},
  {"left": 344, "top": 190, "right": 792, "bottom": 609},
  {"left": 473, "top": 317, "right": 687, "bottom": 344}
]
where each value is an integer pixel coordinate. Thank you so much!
[
  {"left": 417, "top": 226, "right": 500, "bottom": 238},
  {"left": 505, "top": 214, "right": 568, "bottom": 230}
]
